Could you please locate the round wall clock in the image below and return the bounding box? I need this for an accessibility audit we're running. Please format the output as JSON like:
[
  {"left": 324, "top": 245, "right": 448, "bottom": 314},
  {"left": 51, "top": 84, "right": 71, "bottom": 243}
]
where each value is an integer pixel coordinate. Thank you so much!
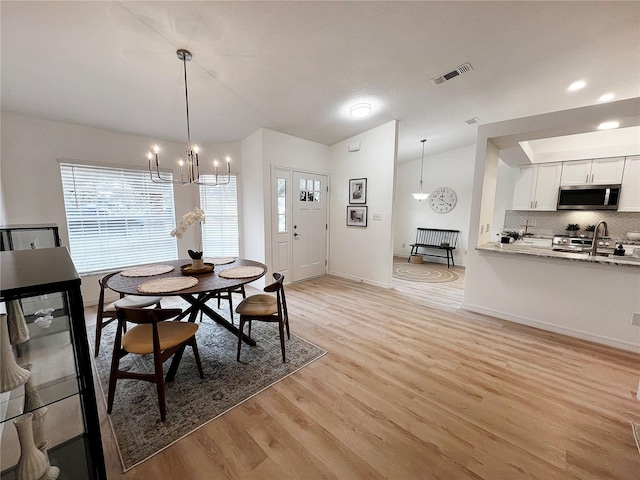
[{"left": 430, "top": 187, "right": 457, "bottom": 213}]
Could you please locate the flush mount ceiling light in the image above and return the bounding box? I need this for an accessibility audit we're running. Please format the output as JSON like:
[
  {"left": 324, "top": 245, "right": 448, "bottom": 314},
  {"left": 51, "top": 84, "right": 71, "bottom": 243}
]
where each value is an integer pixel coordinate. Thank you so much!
[
  {"left": 147, "top": 49, "right": 231, "bottom": 186},
  {"left": 411, "top": 139, "right": 429, "bottom": 201},
  {"left": 597, "top": 120, "right": 620, "bottom": 130},
  {"left": 599, "top": 92, "right": 615, "bottom": 102},
  {"left": 349, "top": 103, "right": 372, "bottom": 118},
  {"left": 568, "top": 80, "right": 586, "bottom": 91}
]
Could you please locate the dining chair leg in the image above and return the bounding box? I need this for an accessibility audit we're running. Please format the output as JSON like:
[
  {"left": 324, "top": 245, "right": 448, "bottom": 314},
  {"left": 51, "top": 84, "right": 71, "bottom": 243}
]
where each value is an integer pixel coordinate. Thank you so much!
[
  {"left": 237, "top": 316, "right": 245, "bottom": 361},
  {"left": 106, "top": 350, "right": 122, "bottom": 414},
  {"left": 278, "top": 318, "right": 286, "bottom": 363},
  {"left": 94, "top": 315, "right": 103, "bottom": 357},
  {"left": 154, "top": 350, "right": 166, "bottom": 422}
]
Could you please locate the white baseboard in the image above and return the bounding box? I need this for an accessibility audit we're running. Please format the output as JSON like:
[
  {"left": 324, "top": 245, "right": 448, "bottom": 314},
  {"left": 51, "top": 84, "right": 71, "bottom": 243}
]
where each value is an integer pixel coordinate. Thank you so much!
[
  {"left": 461, "top": 302, "right": 640, "bottom": 353},
  {"left": 327, "top": 270, "right": 392, "bottom": 289}
]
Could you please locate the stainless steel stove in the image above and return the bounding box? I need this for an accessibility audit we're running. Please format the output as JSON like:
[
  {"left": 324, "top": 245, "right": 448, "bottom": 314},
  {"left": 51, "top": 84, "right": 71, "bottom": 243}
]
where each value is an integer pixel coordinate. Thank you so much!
[{"left": 552, "top": 235, "right": 593, "bottom": 252}]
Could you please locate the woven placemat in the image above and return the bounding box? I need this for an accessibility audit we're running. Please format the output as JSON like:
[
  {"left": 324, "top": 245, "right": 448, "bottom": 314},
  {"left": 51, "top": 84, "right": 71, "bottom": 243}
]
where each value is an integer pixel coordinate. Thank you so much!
[
  {"left": 632, "top": 422, "right": 640, "bottom": 455},
  {"left": 203, "top": 257, "right": 235, "bottom": 265},
  {"left": 121, "top": 264, "right": 175, "bottom": 277},
  {"left": 218, "top": 266, "right": 265, "bottom": 279},
  {"left": 137, "top": 276, "right": 198, "bottom": 294}
]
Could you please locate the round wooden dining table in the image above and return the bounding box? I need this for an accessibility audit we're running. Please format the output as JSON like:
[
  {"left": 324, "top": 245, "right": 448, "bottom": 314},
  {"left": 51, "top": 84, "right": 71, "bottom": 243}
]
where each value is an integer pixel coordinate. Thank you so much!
[{"left": 107, "top": 258, "right": 267, "bottom": 381}]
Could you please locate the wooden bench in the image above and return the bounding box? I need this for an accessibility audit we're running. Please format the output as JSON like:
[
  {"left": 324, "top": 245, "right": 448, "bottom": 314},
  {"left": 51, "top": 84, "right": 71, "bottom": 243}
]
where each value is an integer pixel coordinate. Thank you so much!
[{"left": 408, "top": 228, "right": 460, "bottom": 268}]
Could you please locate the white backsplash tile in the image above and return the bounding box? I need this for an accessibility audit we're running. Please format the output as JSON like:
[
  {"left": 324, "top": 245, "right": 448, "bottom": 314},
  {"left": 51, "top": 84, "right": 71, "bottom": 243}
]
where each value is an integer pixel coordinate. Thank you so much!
[{"left": 503, "top": 210, "right": 640, "bottom": 242}]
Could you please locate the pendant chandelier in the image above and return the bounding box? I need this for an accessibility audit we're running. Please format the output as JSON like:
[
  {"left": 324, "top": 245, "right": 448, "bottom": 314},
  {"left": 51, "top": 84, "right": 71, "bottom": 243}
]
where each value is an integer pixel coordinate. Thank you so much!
[
  {"left": 147, "top": 49, "right": 231, "bottom": 186},
  {"left": 411, "top": 139, "right": 429, "bottom": 201}
]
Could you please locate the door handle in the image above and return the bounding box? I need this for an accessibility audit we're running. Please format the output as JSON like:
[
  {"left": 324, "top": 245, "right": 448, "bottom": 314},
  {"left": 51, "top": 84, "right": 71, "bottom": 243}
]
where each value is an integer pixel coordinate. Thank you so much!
[{"left": 293, "top": 233, "right": 299, "bottom": 237}]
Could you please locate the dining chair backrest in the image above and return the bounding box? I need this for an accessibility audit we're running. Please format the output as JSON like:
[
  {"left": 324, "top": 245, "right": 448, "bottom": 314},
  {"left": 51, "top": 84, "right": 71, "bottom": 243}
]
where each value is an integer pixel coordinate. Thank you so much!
[
  {"left": 93, "top": 271, "right": 162, "bottom": 357},
  {"left": 264, "top": 272, "right": 287, "bottom": 321},
  {"left": 115, "top": 306, "right": 182, "bottom": 326}
]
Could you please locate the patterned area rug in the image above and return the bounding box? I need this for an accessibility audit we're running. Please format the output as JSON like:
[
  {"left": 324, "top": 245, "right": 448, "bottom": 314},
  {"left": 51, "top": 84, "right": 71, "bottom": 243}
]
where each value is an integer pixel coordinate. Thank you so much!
[
  {"left": 393, "top": 260, "right": 459, "bottom": 283},
  {"left": 89, "top": 312, "right": 326, "bottom": 471}
]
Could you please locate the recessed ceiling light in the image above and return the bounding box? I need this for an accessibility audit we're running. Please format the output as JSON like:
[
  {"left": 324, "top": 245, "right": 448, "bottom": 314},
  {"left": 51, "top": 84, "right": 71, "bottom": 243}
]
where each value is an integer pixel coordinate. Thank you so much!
[
  {"left": 349, "top": 103, "right": 372, "bottom": 118},
  {"left": 597, "top": 121, "right": 620, "bottom": 130},
  {"left": 598, "top": 92, "right": 615, "bottom": 102},
  {"left": 568, "top": 80, "right": 586, "bottom": 92}
]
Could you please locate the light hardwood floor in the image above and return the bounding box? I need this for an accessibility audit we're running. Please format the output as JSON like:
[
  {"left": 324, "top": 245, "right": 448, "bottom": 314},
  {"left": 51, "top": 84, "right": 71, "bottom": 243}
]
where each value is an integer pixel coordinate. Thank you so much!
[{"left": 86, "top": 263, "right": 640, "bottom": 479}]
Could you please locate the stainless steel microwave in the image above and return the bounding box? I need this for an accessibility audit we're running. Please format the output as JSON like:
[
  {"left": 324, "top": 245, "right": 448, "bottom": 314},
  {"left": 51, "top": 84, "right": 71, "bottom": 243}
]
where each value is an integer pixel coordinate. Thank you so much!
[{"left": 557, "top": 184, "right": 620, "bottom": 210}]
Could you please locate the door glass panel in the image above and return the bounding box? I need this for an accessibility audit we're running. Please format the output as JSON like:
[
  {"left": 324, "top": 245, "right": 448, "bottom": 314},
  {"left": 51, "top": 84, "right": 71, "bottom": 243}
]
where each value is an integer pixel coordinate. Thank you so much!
[
  {"left": 277, "top": 178, "right": 286, "bottom": 197},
  {"left": 306, "top": 179, "right": 313, "bottom": 191},
  {"left": 277, "top": 177, "right": 287, "bottom": 232},
  {"left": 314, "top": 180, "right": 321, "bottom": 191},
  {"left": 299, "top": 179, "right": 306, "bottom": 191},
  {"left": 314, "top": 191, "right": 321, "bottom": 202}
]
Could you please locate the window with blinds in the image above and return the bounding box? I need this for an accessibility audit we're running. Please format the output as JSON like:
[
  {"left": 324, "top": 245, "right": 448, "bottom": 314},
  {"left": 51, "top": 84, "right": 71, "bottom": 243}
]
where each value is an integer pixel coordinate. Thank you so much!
[
  {"left": 60, "top": 162, "right": 178, "bottom": 274},
  {"left": 199, "top": 175, "right": 239, "bottom": 257}
]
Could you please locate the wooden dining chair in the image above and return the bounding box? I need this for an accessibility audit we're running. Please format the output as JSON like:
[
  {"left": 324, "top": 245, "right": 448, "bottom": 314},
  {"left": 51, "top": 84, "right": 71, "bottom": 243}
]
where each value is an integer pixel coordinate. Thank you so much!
[
  {"left": 106, "top": 307, "right": 204, "bottom": 422},
  {"left": 236, "top": 273, "right": 289, "bottom": 362},
  {"left": 94, "top": 271, "right": 162, "bottom": 356}
]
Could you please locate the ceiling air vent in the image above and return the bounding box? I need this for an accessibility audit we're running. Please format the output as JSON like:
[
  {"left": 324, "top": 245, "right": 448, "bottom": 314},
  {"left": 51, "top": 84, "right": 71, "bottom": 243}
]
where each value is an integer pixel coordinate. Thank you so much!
[
  {"left": 465, "top": 117, "right": 480, "bottom": 125},
  {"left": 431, "top": 62, "right": 473, "bottom": 85}
]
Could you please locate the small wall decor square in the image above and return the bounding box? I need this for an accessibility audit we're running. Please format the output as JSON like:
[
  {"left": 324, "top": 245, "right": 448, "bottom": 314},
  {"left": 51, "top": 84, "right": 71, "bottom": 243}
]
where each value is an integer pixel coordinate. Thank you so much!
[
  {"left": 346, "top": 206, "right": 368, "bottom": 227},
  {"left": 349, "top": 178, "right": 367, "bottom": 204}
]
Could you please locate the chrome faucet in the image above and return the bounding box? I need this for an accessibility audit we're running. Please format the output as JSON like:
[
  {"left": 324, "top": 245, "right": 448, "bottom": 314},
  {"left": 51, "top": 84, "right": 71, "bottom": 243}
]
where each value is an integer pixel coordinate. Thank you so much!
[{"left": 589, "top": 220, "right": 608, "bottom": 256}]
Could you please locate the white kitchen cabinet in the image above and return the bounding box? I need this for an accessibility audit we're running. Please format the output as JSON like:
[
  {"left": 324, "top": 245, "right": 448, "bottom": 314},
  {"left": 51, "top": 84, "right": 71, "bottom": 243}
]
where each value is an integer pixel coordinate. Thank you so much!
[
  {"left": 560, "top": 157, "right": 625, "bottom": 186},
  {"left": 618, "top": 155, "right": 640, "bottom": 211},
  {"left": 513, "top": 162, "right": 562, "bottom": 210}
]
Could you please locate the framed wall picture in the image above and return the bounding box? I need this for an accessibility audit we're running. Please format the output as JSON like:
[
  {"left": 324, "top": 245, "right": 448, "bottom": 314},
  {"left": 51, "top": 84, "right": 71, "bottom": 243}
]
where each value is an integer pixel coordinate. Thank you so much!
[
  {"left": 349, "top": 178, "right": 367, "bottom": 204},
  {"left": 346, "top": 206, "right": 368, "bottom": 227}
]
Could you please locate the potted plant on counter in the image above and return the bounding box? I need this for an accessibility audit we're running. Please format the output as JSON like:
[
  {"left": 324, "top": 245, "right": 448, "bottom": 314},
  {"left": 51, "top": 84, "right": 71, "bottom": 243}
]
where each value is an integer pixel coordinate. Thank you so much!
[
  {"left": 585, "top": 224, "right": 596, "bottom": 238},
  {"left": 566, "top": 224, "right": 580, "bottom": 237},
  {"left": 501, "top": 230, "right": 521, "bottom": 243}
]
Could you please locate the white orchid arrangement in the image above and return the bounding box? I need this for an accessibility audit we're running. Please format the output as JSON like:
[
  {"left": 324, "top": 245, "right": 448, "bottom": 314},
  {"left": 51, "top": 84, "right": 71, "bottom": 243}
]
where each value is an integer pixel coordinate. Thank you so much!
[{"left": 170, "top": 207, "right": 205, "bottom": 259}]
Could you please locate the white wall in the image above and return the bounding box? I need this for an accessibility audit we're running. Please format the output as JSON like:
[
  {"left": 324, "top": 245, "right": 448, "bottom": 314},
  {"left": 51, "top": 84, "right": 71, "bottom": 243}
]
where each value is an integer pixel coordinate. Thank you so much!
[
  {"left": 240, "top": 129, "right": 266, "bottom": 268},
  {"left": 492, "top": 158, "right": 519, "bottom": 238},
  {"left": 464, "top": 98, "right": 640, "bottom": 351},
  {"left": 329, "top": 120, "right": 398, "bottom": 288},
  {"left": 394, "top": 144, "right": 476, "bottom": 266},
  {"left": 0, "top": 112, "right": 241, "bottom": 304}
]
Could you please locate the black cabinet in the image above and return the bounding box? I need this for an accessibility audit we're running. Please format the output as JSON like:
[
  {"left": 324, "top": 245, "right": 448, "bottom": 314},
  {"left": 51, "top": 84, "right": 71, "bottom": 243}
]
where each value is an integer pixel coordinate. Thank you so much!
[
  {"left": 0, "top": 248, "right": 106, "bottom": 479},
  {"left": 0, "top": 224, "right": 67, "bottom": 322}
]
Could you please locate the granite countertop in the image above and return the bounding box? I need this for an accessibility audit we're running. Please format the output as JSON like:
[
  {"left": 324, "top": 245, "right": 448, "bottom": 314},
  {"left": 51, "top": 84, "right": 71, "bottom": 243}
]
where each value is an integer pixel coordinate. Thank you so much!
[{"left": 477, "top": 241, "right": 640, "bottom": 268}]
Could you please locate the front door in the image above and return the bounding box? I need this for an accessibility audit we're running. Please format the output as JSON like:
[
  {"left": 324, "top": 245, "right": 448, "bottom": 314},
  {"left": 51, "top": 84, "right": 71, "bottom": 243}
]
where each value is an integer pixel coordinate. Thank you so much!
[{"left": 292, "top": 171, "right": 328, "bottom": 282}]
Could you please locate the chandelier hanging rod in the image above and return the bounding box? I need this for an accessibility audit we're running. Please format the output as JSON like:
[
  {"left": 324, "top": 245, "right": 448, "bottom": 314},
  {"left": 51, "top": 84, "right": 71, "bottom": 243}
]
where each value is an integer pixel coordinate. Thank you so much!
[
  {"left": 147, "top": 49, "right": 231, "bottom": 186},
  {"left": 411, "top": 139, "right": 429, "bottom": 201}
]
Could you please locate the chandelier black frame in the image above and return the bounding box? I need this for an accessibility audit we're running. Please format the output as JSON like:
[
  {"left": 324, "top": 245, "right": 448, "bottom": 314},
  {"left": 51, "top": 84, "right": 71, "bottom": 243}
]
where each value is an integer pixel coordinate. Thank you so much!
[{"left": 147, "top": 49, "right": 231, "bottom": 186}]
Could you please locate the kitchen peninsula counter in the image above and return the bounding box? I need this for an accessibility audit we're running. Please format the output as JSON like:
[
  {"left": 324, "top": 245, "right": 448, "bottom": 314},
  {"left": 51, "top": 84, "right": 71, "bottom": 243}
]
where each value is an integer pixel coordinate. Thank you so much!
[{"left": 477, "top": 242, "right": 640, "bottom": 268}]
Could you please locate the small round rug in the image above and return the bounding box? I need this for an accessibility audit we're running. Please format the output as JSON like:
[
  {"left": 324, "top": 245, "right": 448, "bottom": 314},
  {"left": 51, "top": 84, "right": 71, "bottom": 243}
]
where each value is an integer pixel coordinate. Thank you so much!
[{"left": 393, "top": 262, "right": 458, "bottom": 283}]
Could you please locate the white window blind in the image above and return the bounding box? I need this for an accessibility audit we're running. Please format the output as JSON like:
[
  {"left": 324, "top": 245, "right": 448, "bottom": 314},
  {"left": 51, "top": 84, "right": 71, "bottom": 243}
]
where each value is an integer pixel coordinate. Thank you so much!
[
  {"left": 60, "top": 163, "right": 178, "bottom": 274},
  {"left": 199, "top": 175, "right": 239, "bottom": 256}
]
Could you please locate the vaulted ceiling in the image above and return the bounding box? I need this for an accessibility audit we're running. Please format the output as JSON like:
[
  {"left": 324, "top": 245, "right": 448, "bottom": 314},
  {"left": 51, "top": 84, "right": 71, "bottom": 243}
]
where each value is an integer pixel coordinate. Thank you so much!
[{"left": 1, "top": 1, "right": 639, "bottom": 163}]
